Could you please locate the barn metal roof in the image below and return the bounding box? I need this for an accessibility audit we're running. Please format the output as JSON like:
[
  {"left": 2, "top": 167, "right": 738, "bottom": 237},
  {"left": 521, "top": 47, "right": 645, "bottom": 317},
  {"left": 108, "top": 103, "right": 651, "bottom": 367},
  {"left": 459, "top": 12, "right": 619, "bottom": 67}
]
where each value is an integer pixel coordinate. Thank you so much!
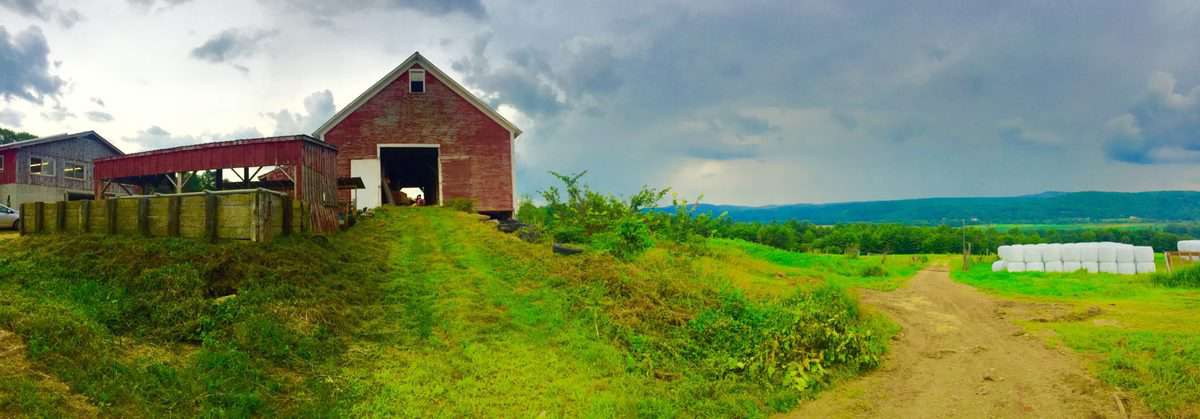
[{"left": 0, "top": 130, "right": 124, "bottom": 155}]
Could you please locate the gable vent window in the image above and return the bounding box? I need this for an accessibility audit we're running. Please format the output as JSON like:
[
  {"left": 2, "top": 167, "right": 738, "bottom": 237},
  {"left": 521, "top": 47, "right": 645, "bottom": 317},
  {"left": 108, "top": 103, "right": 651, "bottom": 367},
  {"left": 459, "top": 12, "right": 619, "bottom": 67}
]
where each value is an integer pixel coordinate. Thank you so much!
[{"left": 409, "top": 69, "right": 426, "bottom": 93}]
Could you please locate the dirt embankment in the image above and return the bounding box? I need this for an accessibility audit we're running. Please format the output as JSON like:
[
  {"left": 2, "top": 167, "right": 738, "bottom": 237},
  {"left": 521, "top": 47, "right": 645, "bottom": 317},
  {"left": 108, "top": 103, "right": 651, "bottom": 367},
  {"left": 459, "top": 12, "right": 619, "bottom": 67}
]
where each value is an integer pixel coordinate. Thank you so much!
[{"left": 784, "top": 268, "right": 1147, "bottom": 419}]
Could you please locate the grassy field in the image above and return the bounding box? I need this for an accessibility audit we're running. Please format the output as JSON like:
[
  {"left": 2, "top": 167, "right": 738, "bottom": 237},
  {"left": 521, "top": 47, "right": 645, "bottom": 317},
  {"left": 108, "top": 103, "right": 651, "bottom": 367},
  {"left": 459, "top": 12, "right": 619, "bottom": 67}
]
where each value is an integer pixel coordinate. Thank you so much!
[
  {"left": 952, "top": 261, "right": 1200, "bottom": 417},
  {"left": 0, "top": 230, "right": 16, "bottom": 240},
  {"left": 983, "top": 222, "right": 1169, "bottom": 231},
  {"left": 0, "top": 207, "right": 929, "bottom": 417}
]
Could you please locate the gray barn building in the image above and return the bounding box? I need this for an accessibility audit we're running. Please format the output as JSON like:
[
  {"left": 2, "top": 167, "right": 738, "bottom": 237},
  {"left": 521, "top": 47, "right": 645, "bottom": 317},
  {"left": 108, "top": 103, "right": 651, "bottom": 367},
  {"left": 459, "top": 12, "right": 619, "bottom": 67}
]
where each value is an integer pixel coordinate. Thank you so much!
[{"left": 0, "top": 131, "right": 125, "bottom": 208}]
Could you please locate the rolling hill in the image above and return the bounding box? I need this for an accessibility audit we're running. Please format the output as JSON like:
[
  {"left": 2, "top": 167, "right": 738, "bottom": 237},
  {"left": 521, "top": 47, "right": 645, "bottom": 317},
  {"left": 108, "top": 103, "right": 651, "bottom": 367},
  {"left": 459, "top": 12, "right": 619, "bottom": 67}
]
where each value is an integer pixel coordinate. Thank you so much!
[{"left": 688, "top": 191, "right": 1200, "bottom": 224}]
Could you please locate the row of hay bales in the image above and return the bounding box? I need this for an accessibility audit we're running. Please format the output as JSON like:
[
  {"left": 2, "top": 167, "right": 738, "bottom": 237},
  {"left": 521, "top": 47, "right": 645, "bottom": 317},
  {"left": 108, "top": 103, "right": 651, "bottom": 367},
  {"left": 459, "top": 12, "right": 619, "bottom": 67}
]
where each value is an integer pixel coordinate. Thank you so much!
[{"left": 992, "top": 243, "right": 1155, "bottom": 275}]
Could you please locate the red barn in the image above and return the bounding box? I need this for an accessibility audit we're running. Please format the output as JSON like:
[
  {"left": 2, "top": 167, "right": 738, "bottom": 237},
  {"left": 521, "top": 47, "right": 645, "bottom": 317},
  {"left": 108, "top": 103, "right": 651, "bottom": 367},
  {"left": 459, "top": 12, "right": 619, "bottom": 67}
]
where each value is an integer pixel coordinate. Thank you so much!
[{"left": 315, "top": 52, "right": 522, "bottom": 218}]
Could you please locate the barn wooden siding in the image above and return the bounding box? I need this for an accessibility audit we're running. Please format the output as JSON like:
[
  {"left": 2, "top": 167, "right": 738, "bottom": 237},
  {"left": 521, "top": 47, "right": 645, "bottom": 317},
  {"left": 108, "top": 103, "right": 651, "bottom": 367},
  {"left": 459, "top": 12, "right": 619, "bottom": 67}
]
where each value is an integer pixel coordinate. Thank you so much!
[
  {"left": 325, "top": 63, "right": 515, "bottom": 213},
  {"left": 19, "top": 189, "right": 308, "bottom": 242}
]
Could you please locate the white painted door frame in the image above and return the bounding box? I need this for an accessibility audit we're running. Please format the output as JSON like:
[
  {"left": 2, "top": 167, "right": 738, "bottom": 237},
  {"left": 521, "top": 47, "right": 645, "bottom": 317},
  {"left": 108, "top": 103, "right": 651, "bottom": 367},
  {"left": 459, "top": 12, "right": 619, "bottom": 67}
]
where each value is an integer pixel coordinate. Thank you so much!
[{"left": 376, "top": 144, "right": 443, "bottom": 206}]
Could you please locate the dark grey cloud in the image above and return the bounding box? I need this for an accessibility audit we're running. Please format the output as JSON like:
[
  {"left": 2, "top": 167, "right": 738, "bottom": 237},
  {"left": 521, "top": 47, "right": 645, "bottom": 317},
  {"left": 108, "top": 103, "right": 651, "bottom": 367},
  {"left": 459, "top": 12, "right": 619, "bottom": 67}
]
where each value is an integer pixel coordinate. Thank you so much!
[
  {"left": 86, "top": 111, "right": 114, "bottom": 122},
  {"left": 1105, "top": 72, "right": 1200, "bottom": 164},
  {"left": 190, "top": 28, "right": 278, "bottom": 64},
  {"left": 264, "top": 90, "right": 335, "bottom": 135},
  {"left": 0, "top": 25, "right": 65, "bottom": 104},
  {"left": 261, "top": 0, "right": 485, "bottom": 24},
  {"left": 125, "top": 125, "right": 263, "bottom": 150},
  {"left": 40, "top": 103, "right": 72, "bottom": 121},
  {"left": 127, "top": 0, "right": 192, "bottom": 12},
  {"left": 0, "top": 0, "right": 83, "bottom": 28},
  {"left": 0, "top": 108, "right": 21, "bottom": 127}
]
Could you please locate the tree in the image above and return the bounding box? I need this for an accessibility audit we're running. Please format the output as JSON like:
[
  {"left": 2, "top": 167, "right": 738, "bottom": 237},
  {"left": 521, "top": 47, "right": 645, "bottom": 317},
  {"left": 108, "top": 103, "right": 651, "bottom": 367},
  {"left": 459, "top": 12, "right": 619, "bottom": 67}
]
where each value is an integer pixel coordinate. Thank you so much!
[{"left": 0, "top": 127, "right": 37, "bottom": 144}]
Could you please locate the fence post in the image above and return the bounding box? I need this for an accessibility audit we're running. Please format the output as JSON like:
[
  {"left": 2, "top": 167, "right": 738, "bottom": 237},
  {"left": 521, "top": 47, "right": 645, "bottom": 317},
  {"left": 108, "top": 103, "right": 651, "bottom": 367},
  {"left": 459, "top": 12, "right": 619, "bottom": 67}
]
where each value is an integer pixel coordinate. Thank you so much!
[
  {"left": 106, "top": 199, "right": 117, "bottom": 235},
  {"left": 19, "top": 203, "right": 29, "bottom": 236},
  {"left": 80, "top": 200, "right": 91, "bottom": 233},
  {"left": 138, "top": 197, "right": 150, "bottom": 236},
  {"left": 167, "top": 196, "right": 181, "bottom": 237},
  {"left": 34, "top": 202, "right": 44, "bottom": 233},
  {"left": 56, "top": 201, "right": 66, "bottom": 232},
  {"left": 282, "top": 196, "right": 293, "bottom": 236},
  {"left": 205, "top": 193, "right": 219, "bottom": 243}
]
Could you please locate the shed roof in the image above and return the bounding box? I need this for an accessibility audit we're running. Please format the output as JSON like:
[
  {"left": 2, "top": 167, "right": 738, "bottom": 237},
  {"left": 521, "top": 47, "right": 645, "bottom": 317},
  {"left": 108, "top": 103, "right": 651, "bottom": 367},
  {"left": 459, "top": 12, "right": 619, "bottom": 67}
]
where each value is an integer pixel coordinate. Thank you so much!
[
  {"left": 0, "top": 130, "right": 124, "bottom": 155},
  {"left": 95, "top": 135, "right": 335, "bottom": 180},
  {"left": 313, "top": 51, "right": 522, "bottom": 140}
]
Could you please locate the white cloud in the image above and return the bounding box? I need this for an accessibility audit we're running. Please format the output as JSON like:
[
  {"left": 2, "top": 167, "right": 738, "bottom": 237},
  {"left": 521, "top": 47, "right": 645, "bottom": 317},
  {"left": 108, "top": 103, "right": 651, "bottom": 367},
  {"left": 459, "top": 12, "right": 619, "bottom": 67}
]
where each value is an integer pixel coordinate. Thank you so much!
[{"left": 263, "top": 90, "right": 335, "bottom": 135}]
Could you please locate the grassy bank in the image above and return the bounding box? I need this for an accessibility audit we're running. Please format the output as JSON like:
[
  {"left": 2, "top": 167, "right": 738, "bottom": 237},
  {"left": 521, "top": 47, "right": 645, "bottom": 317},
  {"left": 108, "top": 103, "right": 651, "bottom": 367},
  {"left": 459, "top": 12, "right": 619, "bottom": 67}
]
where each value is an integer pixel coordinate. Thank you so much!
[
  {"left": 0, "top": 207, "right": 922, "bottom": 417},
  {"left": 952, "top": 263, "right": 1200, "bottom": 417}
]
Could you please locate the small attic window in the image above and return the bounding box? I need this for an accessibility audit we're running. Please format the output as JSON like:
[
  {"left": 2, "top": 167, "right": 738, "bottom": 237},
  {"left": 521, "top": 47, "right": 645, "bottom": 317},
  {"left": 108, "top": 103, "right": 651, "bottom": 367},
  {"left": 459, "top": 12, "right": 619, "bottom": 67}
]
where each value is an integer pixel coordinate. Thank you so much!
[{"left": 409, "top": 69, "right": 426, "bottom": 93}]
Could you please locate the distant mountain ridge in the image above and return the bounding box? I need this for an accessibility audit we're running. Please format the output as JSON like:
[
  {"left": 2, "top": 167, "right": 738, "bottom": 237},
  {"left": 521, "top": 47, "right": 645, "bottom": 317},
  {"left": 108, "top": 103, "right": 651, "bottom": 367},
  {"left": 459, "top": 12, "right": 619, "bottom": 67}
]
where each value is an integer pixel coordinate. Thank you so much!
[{"left": 683, "top": 191, "right": 1200, "bottom": 224}]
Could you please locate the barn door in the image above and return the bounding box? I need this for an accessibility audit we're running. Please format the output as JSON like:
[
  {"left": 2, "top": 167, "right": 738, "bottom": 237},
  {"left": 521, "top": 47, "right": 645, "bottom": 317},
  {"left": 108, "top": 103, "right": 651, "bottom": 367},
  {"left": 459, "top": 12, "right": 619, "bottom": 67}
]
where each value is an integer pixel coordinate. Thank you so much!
[{"left": 350, "top": 159, "right": 381, "bottom": 210}]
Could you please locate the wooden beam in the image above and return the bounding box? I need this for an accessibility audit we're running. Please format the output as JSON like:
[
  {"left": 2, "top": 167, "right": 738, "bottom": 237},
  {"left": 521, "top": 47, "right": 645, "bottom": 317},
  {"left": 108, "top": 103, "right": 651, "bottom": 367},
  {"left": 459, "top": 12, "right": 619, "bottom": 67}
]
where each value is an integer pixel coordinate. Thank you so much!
[{"left": 34, "top": 202, "right": 44, "bottom": 233}]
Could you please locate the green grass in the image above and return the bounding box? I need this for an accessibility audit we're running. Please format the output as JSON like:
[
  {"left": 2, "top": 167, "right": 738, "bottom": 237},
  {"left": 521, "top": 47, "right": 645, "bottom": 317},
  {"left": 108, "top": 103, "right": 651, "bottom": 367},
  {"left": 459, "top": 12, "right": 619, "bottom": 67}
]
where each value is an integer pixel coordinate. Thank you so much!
[
  {"left": 0, "top": 207, "right": 911, "bottom": 418},
  {"left": 985, "top": 222, "right": 1169, "bottom": 231},
  {"left": 952, "top": 261, "right": 1200, "bottom": 417}
]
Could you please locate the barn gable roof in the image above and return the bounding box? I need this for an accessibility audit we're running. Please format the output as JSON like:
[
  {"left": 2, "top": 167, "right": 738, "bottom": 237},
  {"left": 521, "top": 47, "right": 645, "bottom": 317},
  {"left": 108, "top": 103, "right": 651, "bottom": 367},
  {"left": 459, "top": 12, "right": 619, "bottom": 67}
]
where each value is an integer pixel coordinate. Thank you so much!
[
  {"left": 0, "top": 130, "right": 124, "bottom": 155},
  {"left": 313, "top": 51, "right": 522, "bottom": 140}
]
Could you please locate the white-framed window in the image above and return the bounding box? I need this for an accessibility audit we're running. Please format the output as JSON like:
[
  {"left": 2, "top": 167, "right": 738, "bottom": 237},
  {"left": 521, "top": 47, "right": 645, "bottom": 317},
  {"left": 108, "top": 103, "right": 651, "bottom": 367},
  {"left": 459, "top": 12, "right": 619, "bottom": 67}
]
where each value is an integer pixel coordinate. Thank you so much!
[
  {"left": 409, "top": 69, "right": 426, "bottom": 93},
  {"left": 29, "top": 157, "right": 53, "bottom": 176},
  {"left": 64, "top": 162, "right": 86, "bottom": 180}
]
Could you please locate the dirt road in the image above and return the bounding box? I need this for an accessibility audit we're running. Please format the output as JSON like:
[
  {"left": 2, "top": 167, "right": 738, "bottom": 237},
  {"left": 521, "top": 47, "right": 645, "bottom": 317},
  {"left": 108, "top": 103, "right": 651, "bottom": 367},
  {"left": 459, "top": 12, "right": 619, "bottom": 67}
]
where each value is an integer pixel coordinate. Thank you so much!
[{"left": 785, "top": 267, "right": 1145, "bottom": 419}]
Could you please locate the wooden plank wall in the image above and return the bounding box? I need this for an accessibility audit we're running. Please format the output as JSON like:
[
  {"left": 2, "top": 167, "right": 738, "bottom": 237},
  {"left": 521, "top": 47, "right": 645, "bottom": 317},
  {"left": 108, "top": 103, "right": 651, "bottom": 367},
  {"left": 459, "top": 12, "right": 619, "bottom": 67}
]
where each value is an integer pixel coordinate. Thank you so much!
[{"left": 18, "top": 189, "right": 306, "bottom": 242}]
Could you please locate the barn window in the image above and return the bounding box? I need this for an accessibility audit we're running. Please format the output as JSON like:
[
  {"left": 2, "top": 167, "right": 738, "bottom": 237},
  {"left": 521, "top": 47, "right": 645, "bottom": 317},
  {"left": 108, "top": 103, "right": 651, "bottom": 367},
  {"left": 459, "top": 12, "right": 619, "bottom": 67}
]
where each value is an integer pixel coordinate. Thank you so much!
[
  {"left": 0, "top": 155, "right": 4, "bottom": 172},
  {"left": 30, "top": 157, "right": 53, "bottom": 176},
  {"left": 64, "top": 162, "right": 85, "bottom": 180},
  {"left": 409, "top": 69, "right": 426, "bottom": 93}
]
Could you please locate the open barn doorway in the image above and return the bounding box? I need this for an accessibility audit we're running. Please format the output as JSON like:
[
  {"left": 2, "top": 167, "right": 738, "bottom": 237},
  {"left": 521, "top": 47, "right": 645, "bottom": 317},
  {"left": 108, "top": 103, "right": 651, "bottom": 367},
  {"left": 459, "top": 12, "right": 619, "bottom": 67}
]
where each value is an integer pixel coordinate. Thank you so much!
[{"left": 379, "top": 145, "right": 440, "bottom": 206}]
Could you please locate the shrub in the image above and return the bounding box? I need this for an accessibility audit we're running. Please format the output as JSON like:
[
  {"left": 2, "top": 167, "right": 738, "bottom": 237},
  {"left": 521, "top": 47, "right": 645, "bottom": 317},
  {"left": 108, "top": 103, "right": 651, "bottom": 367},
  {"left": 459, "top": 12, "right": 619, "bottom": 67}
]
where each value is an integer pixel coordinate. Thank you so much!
[
  {"left": 444, "top": 198, "right": 475, "bottom": 213},
  {"left": 857, "top": 265, "right": 887, "bottom": 277},
  {"left": 591, "top": 216, "right": 654, "bottom": 261}
]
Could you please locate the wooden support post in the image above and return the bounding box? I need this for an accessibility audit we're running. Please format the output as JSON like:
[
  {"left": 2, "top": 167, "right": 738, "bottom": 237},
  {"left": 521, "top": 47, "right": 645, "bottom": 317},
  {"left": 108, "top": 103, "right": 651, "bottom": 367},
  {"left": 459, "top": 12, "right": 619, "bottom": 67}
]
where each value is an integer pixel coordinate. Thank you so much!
[
  {"left": 167, "top": 196, "right": 181, "bottom": 237},
  {"left": 34, "top": 202, "right": 44, "bottom": 233},
  {"left": 214, "top": 169, "right": 224, "bottom": 191},
  {"left": 106, "top": 199, "right": 117, "bottom": 234},
  {"left": 282, "top": 196, "right": 293, "bottom": 236},
  {"left": 55, "top": 201, "right": 66, "bottom": 232},
  {"left": 18, "top": 203, "right": 28, "bottom": 236},
  {"left": 205, "top": 193, "right": 219, "bottom": 243},
  {"left": 80, "top": 200, "right": 91, "bottom": 233},
  {"left": 137, "top": 197, "right": 150, "bottom": 236}
]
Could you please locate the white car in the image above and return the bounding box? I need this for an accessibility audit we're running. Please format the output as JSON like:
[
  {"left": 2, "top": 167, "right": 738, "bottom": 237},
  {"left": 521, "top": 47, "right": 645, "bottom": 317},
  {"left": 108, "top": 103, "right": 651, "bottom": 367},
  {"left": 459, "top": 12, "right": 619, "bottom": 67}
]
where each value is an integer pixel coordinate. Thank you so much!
[{"left": 0, "top": 204, "right": 19, "bottom": 230}]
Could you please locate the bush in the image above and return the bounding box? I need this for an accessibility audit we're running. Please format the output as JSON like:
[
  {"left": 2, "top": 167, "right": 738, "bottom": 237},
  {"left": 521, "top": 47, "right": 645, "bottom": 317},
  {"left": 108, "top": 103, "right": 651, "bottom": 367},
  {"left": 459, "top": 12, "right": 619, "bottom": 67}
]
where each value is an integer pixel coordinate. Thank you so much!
[
  {"left": 1152, "top": 265, "right": 1200, "bottom": 288},
  {"left": 591, "top": 216, "right": 654, "bottom": 261},
  {"left": 445, "top": 198, "right": 475, "bottom": 213},
  {"left": 857, "top": 265, "right": 887, "bottom": 277}
]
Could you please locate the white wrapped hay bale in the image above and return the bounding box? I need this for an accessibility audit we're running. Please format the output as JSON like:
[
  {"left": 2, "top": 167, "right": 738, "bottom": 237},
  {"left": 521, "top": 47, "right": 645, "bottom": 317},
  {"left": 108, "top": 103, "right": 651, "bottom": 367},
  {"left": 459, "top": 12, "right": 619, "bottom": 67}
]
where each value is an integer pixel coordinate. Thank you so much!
[
  {"left": 1080, "top": 244, "right": 1099, "bottom": 262},
  {"left": 1026, "top": 262, "right": 1045, "bottom": 272},
  {"left": 997, "top": 245, "right": 1013, "bottom": 261},
  {"left": 1063, "top": 261, "right": 1082, "bottom": 272},
  {"left": 1022, "top": 246, "right": 1043, "bottom": 263},
  {"left": 1136, "top": 262, "right": 1156, "bottom": 274},
  {"left": 1045, "top": 261, "right": 1064, "bottom": 272},
  {"left": 1134, "top": 246, "right": 1155, "bottom": 263},
  {"left": 1099, "top": 262, "right": 1118, "bottom": 273},
  {"left": 1081, "top": 262, "right": 1099, "bottom": 273},
  {"left": 1098, "top": 245, "right": 1117, "bottom": 263},
  {"left": 1007, "top": 262, "right": 1027, "bottom": 273},
  {"left": 1117, "top": 263, "right": 1137, "bottom": 275},
  {"left": 1061, "top": 244, "right": 1081, "bottom": 262},
  {"left": 1044, "top": 244, "right": 1062, "bottom": 262},
  {"left": 1116, "top": 247, "right": 1135, "bottom": 263},
  {"left": 992, "top": 260, "right": 1007, "bottom": 272}
]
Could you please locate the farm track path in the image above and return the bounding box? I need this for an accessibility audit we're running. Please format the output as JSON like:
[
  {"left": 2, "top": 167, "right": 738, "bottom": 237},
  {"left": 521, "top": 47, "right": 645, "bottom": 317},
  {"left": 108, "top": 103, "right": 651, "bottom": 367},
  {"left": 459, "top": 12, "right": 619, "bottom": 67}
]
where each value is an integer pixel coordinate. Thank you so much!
[{"left": 784, "top": 267, "right": 1147, "bottom": 419}]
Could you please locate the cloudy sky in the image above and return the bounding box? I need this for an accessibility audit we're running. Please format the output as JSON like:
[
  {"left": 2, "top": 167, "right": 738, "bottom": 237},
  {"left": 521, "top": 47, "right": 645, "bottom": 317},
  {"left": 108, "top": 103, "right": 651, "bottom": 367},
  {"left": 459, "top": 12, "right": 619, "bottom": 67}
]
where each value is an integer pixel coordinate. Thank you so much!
[{"left": 3, "top": 1, "right": 1200, "bottom": 205}]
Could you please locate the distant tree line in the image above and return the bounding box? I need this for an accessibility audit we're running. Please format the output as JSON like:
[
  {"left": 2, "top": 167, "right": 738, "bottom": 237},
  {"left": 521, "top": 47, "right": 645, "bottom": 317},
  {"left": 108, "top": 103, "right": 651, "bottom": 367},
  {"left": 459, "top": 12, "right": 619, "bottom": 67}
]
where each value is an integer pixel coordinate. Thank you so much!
[
  {"left": 715, "top": 221, "right": 1200, "bottom": 254},
  {"left": 0, "top": 127, "right": 37, "bottom": 144}
]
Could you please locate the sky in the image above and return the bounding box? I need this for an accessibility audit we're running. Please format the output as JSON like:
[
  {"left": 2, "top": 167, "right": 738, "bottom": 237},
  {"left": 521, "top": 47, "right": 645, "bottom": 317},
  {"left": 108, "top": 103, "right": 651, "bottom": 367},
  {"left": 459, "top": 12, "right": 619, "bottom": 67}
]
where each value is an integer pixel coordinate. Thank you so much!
[{"left": 3, "top": 1, "right": 1200, "bottom": 206}]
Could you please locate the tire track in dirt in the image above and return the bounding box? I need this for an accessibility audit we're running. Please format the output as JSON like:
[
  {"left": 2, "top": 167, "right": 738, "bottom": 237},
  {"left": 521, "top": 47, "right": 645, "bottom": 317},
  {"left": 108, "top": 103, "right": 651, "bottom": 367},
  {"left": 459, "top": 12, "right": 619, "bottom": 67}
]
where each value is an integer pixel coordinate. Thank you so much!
[{"left": 783, "top": 267, "right": 1147, "bottom": 419}]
